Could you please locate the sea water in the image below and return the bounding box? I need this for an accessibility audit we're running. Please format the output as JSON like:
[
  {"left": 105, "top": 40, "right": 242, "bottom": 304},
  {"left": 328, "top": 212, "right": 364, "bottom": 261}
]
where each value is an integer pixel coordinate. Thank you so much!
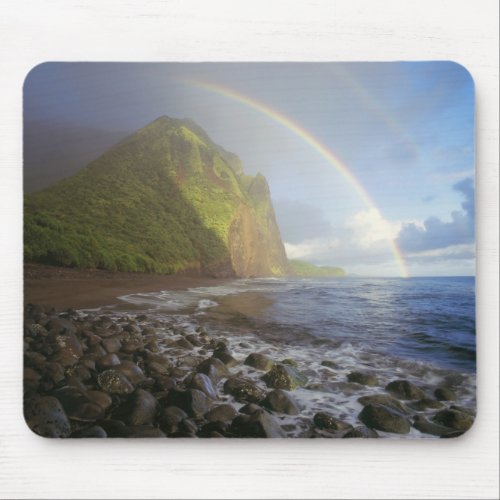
[{"left": 103, "top": 276, "right": 476, "bottom": 438}]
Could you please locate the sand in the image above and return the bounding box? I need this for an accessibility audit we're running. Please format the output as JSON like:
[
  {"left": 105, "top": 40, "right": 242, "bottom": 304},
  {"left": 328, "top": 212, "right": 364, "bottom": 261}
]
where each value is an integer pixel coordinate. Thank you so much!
[{"left": 24, "top": 263, "right": 227, "bottom": 310}]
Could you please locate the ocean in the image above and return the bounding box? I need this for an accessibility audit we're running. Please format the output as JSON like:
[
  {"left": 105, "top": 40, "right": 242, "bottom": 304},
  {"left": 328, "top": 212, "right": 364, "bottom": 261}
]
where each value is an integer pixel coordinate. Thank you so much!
[{"left": 98, "top": 276, "right": 476, "bottom": 438}]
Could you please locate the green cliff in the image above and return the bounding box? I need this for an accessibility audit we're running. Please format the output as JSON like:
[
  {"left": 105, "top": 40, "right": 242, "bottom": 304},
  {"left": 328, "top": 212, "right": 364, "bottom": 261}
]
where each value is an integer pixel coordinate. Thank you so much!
[
  {"left": 24, "top": 116, "right": 291, "bottom": 278},
  {"left": 290, "top": 260, "right": 346, "bottom": 277}
]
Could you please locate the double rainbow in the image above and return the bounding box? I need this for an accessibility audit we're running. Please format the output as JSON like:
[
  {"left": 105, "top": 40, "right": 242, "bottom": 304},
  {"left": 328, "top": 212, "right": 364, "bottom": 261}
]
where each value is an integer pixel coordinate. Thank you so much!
[{"left": 185, "top": 79, "right": 410, "bottom": 278}]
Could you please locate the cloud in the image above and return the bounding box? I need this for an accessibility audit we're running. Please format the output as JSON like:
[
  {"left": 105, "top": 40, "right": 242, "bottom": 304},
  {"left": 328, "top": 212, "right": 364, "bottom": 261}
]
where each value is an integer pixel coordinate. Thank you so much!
[
  {"left": 406, "top": 243, "right": 475, "bottom": 263},
  {"left": 397, "top": 177, "right": 474, "bottom": 252},
  {"left": 346, "top": 207, "right": 402, "bottom": 247},
  {"left": 273, "top": 200, "right": 333, "bottom": 244},
  {"left": 284, "top": 237, "right": 340, "bottom": 260}
]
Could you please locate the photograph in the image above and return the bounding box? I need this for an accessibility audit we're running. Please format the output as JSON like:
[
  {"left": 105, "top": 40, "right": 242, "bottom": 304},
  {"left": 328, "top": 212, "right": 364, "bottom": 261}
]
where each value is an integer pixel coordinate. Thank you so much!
[{"left": 23, "top": 62, "right": 476, "bottom": 439}]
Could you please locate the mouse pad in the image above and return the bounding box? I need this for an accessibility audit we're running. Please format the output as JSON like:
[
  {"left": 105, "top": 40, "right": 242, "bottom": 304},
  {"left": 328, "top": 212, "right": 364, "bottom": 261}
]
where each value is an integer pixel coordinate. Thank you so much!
[{"left": 23, "top": 62, "right": 476, "bottom": 438}]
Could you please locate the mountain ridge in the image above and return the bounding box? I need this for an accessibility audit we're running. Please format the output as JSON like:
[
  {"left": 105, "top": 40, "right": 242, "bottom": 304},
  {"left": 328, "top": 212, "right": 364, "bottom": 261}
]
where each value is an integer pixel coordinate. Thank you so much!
[{"left": 24, "top": 116, "right": 291, "bottom": 278}]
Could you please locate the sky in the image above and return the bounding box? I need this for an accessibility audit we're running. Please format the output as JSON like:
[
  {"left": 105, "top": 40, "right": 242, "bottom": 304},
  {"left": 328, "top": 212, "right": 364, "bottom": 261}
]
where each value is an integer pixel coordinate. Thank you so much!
[{"left": 24, "top": 62, "right": 475, "bottom": 277}]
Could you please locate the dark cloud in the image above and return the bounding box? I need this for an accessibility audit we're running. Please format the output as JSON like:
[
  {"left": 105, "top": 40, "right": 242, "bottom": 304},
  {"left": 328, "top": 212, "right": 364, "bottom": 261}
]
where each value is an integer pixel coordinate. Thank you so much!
[
  {"left": 397, "top": 177, "right": 474, "bottom": 252},
  {"left": 274, "top": 200, "right": 333, "bottom": 244}
]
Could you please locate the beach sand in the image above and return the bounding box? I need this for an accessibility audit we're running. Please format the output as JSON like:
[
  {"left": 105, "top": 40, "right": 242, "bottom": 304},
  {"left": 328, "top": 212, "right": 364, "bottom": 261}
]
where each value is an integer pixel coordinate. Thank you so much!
[{"left": 24, "top": 263, "right": 227, "bottom": 310}]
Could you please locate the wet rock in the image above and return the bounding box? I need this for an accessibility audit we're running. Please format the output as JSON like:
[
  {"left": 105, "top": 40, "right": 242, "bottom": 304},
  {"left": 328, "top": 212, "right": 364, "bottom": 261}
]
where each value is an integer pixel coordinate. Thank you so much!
[
  {"left": 24, "top": 351, "right": 47, "bottom": 370},
  {"left": 86, "top": 390, "right": 113, "bottom": 411},
  {"left": 213, "top": 351, "right": 238, "bottom": 367},
  {"left": 159, "top": 406, "right": 188, "bottom": 432},
  {"left": 166, "top": 388, "right": 211, "bottom": 418},
  {"left": 145, "top": 352, "right": 173, "bottom": 375},
  {"left": 239, "top": 403, "right": 263, "bottom": 415},
  {"left": 72, "top": 425, "right": 107, "bottom": 438},
  {"left": 432, "top": 409, "right": 474, "bottom": 432},
  {"left": 321, "top": 360, "right": 338, "bottom": 369},
  {"left": 126, "top": 389, "right": 158, "bottom": 426},
  {"left": 262, "top": 364, "right": 308, "bottom": 390},
  {"left": 126, "top": 426, "right": 166, "bottom": 438},
  {"left": 406, "top": 398, "right": 444, "bottom": 411},
  {"left": 198, "top": 421, "right": 230, "bottom": 437},
  {"left": 205, "top": 404, "right": 238, "bottom": 422},
  {"left": 185, "top": 334, "right": 203, "bottom": 347},
  {"left": 223, "top": 377, "right": 266, "bottom": 403},
  {"left": 88, "top": 345, "right": 107, "bottom": 359},
  {"left": 385, "top": 380, "right": 426, "bottom": 400},
  {"left": 197, "top": 357, "right": 229, "bottom": 381},
  {"left": 25, "top": 396, "right": 71, "bottom": 438},
  {"left": 434, "top": 387, "right": 457, "bottom": 401},
  {"left": 173, "top": 338, "right": 194, "bottom": 350},
  {"left": 313, "top": 412, "right": 352, "bottom": 432},
  {"left": 24, "top": 368, "right": 41, "bottom": 390},
  {"left": 46, "top": 317, "right": 77, "bottom": 336},
  {"left": 97, "top": 369, "right": 134, "bottom": 395},
  {"left": 263, "top": 389, "right": 300, "bottom": 415},
  {"left": 102, "top": 337, "right": 122, "bottom": 353},
  {"left": 449, "top": 405, "right": 475, "bottom": 416},
  {"left": 188, "top": 373, "right": 218, "bottom": 400},
  {"left": 342, "top": 426, "right": 379, "bottom": 438},
  {"left": 412, "top": 415, "right": 456, "bottom": 437},
  {"left": 121, "top": 331, "right": 144, "bottom": 353},
  {"left": 52, "top": 333, "right": 84, "bottom": 366},
  {"left": 97, "top": 419, "right": 128, "bottom": 437},
  {"left": 116, "top": 360, "right": 146, "bottom": 384},
  {"left": 281, "top": 358, "right": 299, "bottom": 367},
  {"left": 358, "top": 394, "right": 408, "bottom": 415},
  {"left": 53, "top": 386, "right": 105, "bottom": 422},
  {"left": 347, "top": 371, "right": 379, "bottom": 386},
  {"left": 230, "top": 409, "right": 285, "bottom": 438},
  {"left": 244, "top": 352, "right": 274, "bottom": 371},
  {"left": 46, "top": 362, "right": 65, "bottom": 384},
  {"left": 96, "top": 353, "right": 121, "bottom": 370},
  {"left": 178, "top": 418, "right": 199, "bottom": 435},
  {"left": 358, "top": 404, "right": 411, "bottom": 434}
]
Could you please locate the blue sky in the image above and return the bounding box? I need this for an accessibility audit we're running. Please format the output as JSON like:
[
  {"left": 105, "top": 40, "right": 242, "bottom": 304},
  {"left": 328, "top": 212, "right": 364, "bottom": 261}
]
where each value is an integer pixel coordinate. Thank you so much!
[{"left": 24, "top": 62, "right": 475, "bottom": 276}]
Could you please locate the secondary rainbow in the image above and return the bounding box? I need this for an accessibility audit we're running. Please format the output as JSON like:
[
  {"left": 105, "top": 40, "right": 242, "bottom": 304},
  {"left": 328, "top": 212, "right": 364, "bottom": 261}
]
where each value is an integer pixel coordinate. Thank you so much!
[{"left": 185, "top": 79, "right": 410, "bottom": 278}]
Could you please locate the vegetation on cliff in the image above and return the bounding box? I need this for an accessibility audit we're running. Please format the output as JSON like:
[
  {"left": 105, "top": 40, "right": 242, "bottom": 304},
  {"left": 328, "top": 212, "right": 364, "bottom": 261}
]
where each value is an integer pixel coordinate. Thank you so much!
[
  {"left": 289, "top": 260, "right": 346, "bottom": 277},
  {"left": 24, "top": 116, "right": 290, "bottom": 277}
]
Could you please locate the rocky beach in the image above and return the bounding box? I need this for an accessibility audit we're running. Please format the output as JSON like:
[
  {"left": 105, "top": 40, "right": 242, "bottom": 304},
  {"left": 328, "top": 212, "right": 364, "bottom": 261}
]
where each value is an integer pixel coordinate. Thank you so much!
[{"left": 23, "top": 274, "right": 476, "bottom": 439}]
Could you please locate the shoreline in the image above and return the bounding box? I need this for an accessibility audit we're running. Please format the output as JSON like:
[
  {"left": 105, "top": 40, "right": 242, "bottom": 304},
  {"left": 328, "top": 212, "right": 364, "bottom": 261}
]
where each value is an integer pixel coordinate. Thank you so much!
[{"left": 24, "top": 263, "right": 230, "bottom": 310}]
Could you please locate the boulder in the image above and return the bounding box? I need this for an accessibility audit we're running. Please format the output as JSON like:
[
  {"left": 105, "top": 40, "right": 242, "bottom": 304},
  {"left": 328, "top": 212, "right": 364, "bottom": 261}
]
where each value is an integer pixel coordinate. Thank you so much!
[
  {"left": 212, "top": 351, "right": 238, "bottom": 367},
  {"left": 115, "top": 360, "right": 146, "bottom": 384},
  {"left": 358, "top": 404, "right": 411, "bottom": 434},
  {"left": 96, "top": 353, "right": 121, "bottom": 370},
  {"left": 412, "top": 415, "right": 456, "bottom": 437},
  {"left": 230, "top": 409, "right": 285, "bottom": 438},
  {"left": 223, "top": 377, "right": 266, "bottom": 403},
  {"left": 72, "top": 425, "right": 107, "bottom": 438},
  {"left": 262, "top": 389, "right": 300, "bottom": 415},
  {"left": 188, "top": 373, "right": 218, "bottom": 400},
  {"left": 434, "top": 387, "right": 457, "bottom": 401},
  {"left": 347, "top": 371, "right": 378, "bottom": 386},
  {"left": 313, "top": 412, "right": 352, "bottom": 432},
  {"left": 406, "top": 398, "right": 444, "bottom": 411},
  {"left": 262, "top": 364, "right": 308, "bottom": 390},
  {"left": 342, "top": 426, "right": 379, "bottom": 438},
  {"left": 102, "top": 337, "right": 122, "bottom": 353},
  {"left": 204, "top": 404, "right": 238, "bottom": 422},
  {"left": 197, "top": 357, "right": 229, "bottom": 381},
  {"left": 321, "top": 360, "right": 338, "bottom": 369},
  {"left": 25, "top": 396, "right": 72, "bottom": 438},
  {"left": 97, "top": 369, "right": 135, "bottom": 395},
  {"left": 126, "top": 389, "right": 158, "bottom": 426},
  {"left": 244, "top": 353, "right": 274, "bottom": 371},
  {"left": 432, "top": 409, "right": 474, "bottom": 432},
  {"left": 357, "top": 394, "right": 408, "bottom": 415},
  {"left": 165, "top": 388, "right": 211, "bottom": 418},
  {"left": 385, "top": 379, "right": 426, "bottom": 400}
]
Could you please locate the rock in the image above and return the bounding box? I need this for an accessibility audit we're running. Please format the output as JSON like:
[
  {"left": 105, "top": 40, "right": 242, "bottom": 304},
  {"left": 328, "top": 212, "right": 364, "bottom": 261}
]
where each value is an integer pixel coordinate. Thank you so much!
[
  {"left": 434, "top": 387, "right": 457, "bottom": 401},
  {"left": 342, "top": 426, "right": 379, "bottom": 438},
  {"left": 262, "top": 364, "right": 308, "bottom": 390},
  {"left": 358, "top": 404, "right": 411, "bottom": 434},
  {"left": 313, "top": 412, "right": 352, "bottom": 432},
  {"left": 121, "top": 331, "right": 144, "bottom": 353},
  {"left": 385, "top": 380, "right": 426, "bottom": 400},
  {"left": 185, "top": 334, "right": 203, "bottom": 347},
  {"left": 52, "top": 333, "right": 84, "bottom": 366},
  {"left": 97, "top": 369, "right": 135, "bottom": 395},
  {"left": 198, "top": 421, "right": 230, "bottom": 437},
  {"left": 406, "top": 398, "right": 444, "bottom": 411},
  {"left": 281, "top": 358, "right": 299, "bottom": 367},
  {"left": 223, "top": 377, "right": 266, "bottom": 403},
  {"left": 86, "top": 390, "right": 113, "bottom": 411},
  {"left": 115, "top": 360, "right": 146, "bottom": 384},
  {"left": 449, "top": 405, "right": 475, "bottom": 416},
  {"left": 230, "top": 409, "right": 285, "bottom": 438},
  {"left": 97, "top": 419, "right": 128, "bottom": 437},
  {"left": 173, "top": 338, "right": 194, "bottom": 350},
  {"left": 125, "top": 389, "right": 158, "bottom": 426},
  {"left": 159, "top": 406, "right": 188, "bottom": 432},
  {"left": 46, "top": 362, "right": 65, "bottom": 384},
  {"left": 102, "top": 337, "right": 122, "bottom": 353},
  {"left": 320, "top": 360, "right": 338, "bottom": 369},
  {"left": 244, "top": 353, "right": 274, "bottom": 371},
  {"left": 166, "top": 389, "right": 211, "bottom": 418},
  {"left": 432, "top": 409, "right": 474, "bottom": 432},
  {"left": 25, "top": 396, "right": 72, "bottom": 438},
  {"left": 262, "top": 389, "right": 300, "bottom": 415},
  {"left": 178, "top": 418, "right": 199, "bottom": 435},
  {"left": 347, "top": 371, "right": 378, "bottom": 386},
  {"left": 126, "top": 426, "right": 166, "bottom": 438},
  {"left": 96, "top": 353, "right": 121, "bottom": 370},
  {"left": 239, "top": 403, "right": 263, "bottom": 415},
  {"left": 197, "top": 357, "right": 229, "bottom": 381},
  {"left": 188, "top": 373, "right": 218, "bottom": 400},
  {"left": 46, "top": 317, "right": 77, "bottom": 335},
  {"left": 358, "top": 394, "right": 408, "bottom": 415},
  {"left": 88, "top": 344, "right": 107, "bottom": 359},
  {"left": 72, "top": 425, "right": 107, "bottom": 438},
  {"left": 204, "top": 404, "right": 238, "bottom": 422},
  {"left": 212, "top": 351, "right": 238, "bottom": 367},
  {"left": 412, "top": 415, "right": 456, "bottom": 437}
]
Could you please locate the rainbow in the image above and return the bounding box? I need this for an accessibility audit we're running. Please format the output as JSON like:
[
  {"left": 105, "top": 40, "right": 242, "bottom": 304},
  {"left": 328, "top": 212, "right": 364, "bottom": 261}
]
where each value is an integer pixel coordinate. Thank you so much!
[{"left": 184, "top": 79, "right": 410, "bottom": 278}]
